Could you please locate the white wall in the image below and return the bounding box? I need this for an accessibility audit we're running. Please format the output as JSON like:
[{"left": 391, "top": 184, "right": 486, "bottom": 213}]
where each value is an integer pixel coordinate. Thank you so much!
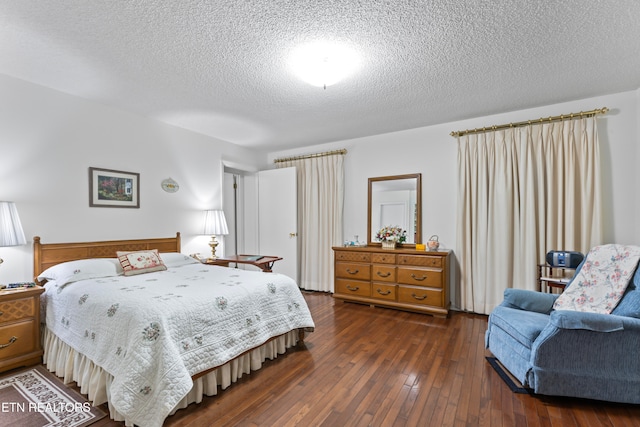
[
  {"left": 0, "top": 75, "right": 268, "bottom": 283},
  {"left": 268, "top": 90, "right": 640, "bottom": 308},
  {"left": 2, "top": 72, "right": 638, "bottom": 307}
]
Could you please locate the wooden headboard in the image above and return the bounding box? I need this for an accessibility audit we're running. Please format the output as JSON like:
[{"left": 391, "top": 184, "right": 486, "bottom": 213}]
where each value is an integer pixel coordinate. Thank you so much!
[{"left": 33, "top": 232, "right": 181, "bottom": 278}]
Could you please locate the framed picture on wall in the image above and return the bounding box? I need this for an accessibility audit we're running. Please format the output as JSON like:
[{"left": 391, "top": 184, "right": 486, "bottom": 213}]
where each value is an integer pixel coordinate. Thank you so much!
[{"left": 89, "top": 167, "right": 140, "bottom": 208}]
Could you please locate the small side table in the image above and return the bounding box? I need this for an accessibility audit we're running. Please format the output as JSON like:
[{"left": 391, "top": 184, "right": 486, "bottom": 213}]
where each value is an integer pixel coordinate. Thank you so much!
[
  {"left": 204, "top": 255, "right": 283, "bottom": 273},
  {"left": 537, "top": 264, "right": 576, "bottom": 293},
  {"left": 0, "top": 286, "right": 45, "bottom": 373},
  {"left": 204, "top": 259, "right": 230, "bottom": 268}
]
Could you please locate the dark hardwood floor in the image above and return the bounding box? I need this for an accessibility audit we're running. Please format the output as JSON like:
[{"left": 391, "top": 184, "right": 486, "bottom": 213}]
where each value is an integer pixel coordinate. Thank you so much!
[{"left": 86, "top": 292, "right": 638, "bottom": 426}]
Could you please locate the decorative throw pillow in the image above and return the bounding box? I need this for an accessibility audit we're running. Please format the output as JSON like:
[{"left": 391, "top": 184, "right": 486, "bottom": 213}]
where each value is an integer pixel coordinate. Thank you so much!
[
  {"left": 553, "top": 244, "right": 640, "bottom": 314},
  {"left": 117, "top": 249, "right": 167, "bottom": 276}
]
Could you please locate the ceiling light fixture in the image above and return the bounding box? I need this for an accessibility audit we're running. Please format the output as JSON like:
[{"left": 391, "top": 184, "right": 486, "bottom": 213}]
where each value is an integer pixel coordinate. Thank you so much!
[{"left": 289, "top": 41, "right": 360, "bottom": 89}]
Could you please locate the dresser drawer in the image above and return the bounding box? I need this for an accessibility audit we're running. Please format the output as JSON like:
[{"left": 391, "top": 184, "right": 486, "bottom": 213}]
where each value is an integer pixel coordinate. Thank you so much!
[
  {"left": 372, "top": 265, "right": 396, "bottom": 282},
  {"left": 398, "top": 286, "right": 444, "bottom": 308},
  {"left": 335, "top": 251, "right": 371, "bottom": 263},
  {"left": 335, "top": 279, "right": 371, "bottom": 297},
  {"left": 372, "top": 284, "right": 397, "bottom": 301},
  {"left": 398, "top": 255, "right": 443, "bottom": 268},
  {"left": 336, "top": 262, "right": 371, "bottom": 280},
  {"left": 0, "top": 320, "right": 38, "bottom": 359},
  {"left": 0, "top": 297, "right": 37, "bottom": 323},
  {"left": 398, "top": 267, "right": 443, "bottom": 287},
  {"left": 371, "top": 253, "right": 396, "bottom": 264}
]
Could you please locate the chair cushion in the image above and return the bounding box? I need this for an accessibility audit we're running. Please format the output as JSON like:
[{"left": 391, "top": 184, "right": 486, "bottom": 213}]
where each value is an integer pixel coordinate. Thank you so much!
[{"left": 489, "top": 306, "right": 550, "bottom": 349}]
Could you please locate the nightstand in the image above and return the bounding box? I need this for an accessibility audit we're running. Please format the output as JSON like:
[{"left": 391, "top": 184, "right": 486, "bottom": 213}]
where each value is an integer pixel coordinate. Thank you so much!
[
  {"left": 537, "top": 264, "right": 576, "bottom": 293},
  {"left": 202, "top": 259, "right": 231, "bottom": 268},
  {"left": 204, "top": 255, "right": 283, "bottom": 273},
  {"left": 0, "top": 286, "right": 45, "bottom": 373}
]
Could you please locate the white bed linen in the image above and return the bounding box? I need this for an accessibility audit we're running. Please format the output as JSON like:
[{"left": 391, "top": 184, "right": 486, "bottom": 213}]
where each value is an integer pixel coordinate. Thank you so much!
[
  {"left": 42, "top": 264, "right": 315, "bottom": 427},
  {"left": 43, "top": 327, "right": 301, "bottom": 426}
]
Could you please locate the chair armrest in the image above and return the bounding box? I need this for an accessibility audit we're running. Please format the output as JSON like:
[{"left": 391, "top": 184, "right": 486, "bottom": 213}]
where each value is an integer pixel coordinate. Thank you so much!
[
  {"left": 499, "top": 288, "right": 558, "bottom": 314},
  {"left": 531, "top": 312, "right": 640, "bottom": 375},
  {"left": 549, "top": 310, "right": 624, "bottom": 332}
]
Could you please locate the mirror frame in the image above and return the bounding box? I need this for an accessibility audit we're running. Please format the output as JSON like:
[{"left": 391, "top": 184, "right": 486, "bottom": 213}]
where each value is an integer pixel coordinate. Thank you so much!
[{"left": 367, "top": 173, "right": 422, "bottom": 247}]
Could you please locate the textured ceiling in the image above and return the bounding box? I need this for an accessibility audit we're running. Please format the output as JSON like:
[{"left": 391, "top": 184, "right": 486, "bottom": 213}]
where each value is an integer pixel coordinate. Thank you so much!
[{"left": 2, "top": 1, "right": 640, "bottom": 151}]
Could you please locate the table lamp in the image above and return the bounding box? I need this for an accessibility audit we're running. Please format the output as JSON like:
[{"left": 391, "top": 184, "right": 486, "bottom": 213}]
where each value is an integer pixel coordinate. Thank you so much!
[
  {"left": 0, "top": 201, "right": 27, "bottom": 269},
  {"left": 203, "top": 210, "right": 228, "bottom": 260}
]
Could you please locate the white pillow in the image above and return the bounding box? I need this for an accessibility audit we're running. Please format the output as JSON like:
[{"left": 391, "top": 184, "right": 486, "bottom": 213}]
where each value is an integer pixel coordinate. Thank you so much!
[
  {"left": 38, "top": 258, "right": 123, "bottom": 285},
  {"left": 160, "top": 252, "right": 200, "bottom": 268}
]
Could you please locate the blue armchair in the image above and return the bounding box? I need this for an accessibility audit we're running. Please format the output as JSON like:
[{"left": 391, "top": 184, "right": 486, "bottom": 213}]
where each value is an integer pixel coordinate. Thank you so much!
[{"left": 485, "top": 267, "right": 640, "bottom": 404}]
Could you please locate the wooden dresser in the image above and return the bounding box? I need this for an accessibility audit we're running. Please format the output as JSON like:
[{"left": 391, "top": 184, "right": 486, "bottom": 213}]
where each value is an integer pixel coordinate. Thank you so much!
[
  {"left": 0, "top": 286, "right": 45, "bottom": 373},
  {"left": 333, "top": 246, "right": 450, "bottom": 317}
]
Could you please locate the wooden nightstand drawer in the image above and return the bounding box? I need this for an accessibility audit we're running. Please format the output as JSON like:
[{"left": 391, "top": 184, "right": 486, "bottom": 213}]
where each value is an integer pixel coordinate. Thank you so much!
[
  {"left": 0, "top": 286, "right": 44, "bottom": 373},
  {"left": 0, "top": 297, "right": 37, "bottom": 323},
  {"left": 0, "top": 320, "right": 38, "bottom": 359}
]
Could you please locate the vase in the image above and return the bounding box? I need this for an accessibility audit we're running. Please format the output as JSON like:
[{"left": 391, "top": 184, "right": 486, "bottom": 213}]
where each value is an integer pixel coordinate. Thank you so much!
[{"left": 381, "top": 241, "right": 396, "bottom": 250}]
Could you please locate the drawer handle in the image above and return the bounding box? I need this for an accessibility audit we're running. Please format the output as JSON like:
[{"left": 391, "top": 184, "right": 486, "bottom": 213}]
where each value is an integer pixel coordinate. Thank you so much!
[
  {"left": 0, "top": 336, "right": 17, "bottom": 349},
  {"left": 0, "top": 310, "right": 3, "bottom": 316},
  {"left": 346, "top": 268, "right": 359, "bottom": 275},
  {"left": 411, "top": 273, "right": 427, "bottom": 281},
  {"left": 376, "top": 288, "right": 391, "bottom": 295},
  {"left": 376, "top": 271, "right": 391, "bottom": 278},
  {"left": 346, "top": 285, "right": 360, "bottom": 292},
  {"left": 411, "top": 293, "right": 427, "bottom": 301}
]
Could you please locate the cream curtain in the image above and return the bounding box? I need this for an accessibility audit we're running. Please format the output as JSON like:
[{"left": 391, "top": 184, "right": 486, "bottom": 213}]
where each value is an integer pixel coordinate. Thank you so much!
[
  {"left": 456, "top": 116, "right": 602, "bottom": 314},
  {"left": 277, "top": 154, "right": 344, "bottom": 292}
]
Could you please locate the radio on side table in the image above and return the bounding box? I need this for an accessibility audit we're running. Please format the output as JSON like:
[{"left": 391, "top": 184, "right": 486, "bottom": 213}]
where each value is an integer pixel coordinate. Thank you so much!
[
  {"left": 538, "top": 250, "right": 584, "bottom": 293},
  {"left": 0, "top": 285, "right": 45, "bottom": 373}
]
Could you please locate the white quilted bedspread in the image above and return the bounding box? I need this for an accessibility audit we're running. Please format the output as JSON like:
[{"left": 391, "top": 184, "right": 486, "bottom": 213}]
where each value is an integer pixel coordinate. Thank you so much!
[{"left": 42, "top": 264, "right": 315, "bottom": 427}]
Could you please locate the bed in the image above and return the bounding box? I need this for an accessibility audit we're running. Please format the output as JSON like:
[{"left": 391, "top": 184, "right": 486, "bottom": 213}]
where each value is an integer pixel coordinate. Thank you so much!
[{"left": 33, "top": 233, "right": 315, "bottom": 427}]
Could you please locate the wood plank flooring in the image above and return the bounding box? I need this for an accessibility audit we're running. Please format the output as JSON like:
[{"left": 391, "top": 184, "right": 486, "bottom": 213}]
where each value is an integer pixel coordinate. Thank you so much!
[{"left": 86, "top": 292, "right": 639, "bottom": 426}]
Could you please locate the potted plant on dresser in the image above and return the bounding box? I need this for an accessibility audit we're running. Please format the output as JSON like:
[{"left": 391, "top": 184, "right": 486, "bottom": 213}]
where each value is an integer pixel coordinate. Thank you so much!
[{"left": 375, "top": 226, "right": 407, "bottom": 249}]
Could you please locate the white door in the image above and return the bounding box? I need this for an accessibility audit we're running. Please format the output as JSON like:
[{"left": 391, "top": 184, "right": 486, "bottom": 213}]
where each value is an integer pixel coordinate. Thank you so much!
[{"left": 258, "top": 168, "right": 298, "bottom": 281}]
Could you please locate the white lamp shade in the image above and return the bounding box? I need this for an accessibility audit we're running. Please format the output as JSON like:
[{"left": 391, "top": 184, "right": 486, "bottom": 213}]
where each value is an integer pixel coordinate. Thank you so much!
[
  {"left": 0, "top": 201, "right": 27, "bottom": 247},
  {"left": 203, "top": 210, "right": 229, "bottom": 235}
]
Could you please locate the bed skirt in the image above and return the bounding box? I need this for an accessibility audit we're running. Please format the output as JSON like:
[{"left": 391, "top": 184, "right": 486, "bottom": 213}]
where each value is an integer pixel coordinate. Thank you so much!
[{"left": 42, "top": 326, "right": 302, "bottom": 426}]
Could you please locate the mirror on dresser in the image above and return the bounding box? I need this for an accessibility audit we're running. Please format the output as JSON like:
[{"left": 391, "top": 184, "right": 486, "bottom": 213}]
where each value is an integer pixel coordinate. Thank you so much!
[{"left": 367, "top": 173, "right": 422, "bottom": 246}]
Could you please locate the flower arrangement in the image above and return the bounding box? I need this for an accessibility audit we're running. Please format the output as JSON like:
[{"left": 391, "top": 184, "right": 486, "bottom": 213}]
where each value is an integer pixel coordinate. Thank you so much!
[{"left": 375, "top": 225, "right": 407, "bottom": 243}]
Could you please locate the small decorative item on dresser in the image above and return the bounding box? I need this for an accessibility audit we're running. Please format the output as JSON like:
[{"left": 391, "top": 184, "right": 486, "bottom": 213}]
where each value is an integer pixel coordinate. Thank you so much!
[
  {"left": 427, "top": 235, "right": 440, "bottom": 251},
  {"left": 381, "top": 241, "right": 396, "bottom": 250},
  {"left": 376, "top": 225, "right": 406, "bottom": 249}
]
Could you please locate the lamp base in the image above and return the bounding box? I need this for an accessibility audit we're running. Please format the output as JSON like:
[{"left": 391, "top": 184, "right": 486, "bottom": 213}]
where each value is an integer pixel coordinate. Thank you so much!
[{"left": 208, "top": 236, "right": 220, "bottom": 260}]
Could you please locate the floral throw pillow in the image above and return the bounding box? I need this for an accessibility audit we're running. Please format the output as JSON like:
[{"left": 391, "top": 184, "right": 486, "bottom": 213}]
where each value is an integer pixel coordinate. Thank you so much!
[
  {"left": 553, "top": 244, "right": 640, "bottom": 314},
  {"left": 117, "top": 249, "right": 167, "bottom": 276}
]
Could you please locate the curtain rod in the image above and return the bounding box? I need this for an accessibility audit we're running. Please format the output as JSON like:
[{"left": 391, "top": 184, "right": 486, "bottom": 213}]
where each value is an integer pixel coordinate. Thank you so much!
[
  {"left": 450, "top": 107, "right": 609, "bottom": 138},
  {"left": 274, "top": 148, "right": 347, "bottom": 164}
]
